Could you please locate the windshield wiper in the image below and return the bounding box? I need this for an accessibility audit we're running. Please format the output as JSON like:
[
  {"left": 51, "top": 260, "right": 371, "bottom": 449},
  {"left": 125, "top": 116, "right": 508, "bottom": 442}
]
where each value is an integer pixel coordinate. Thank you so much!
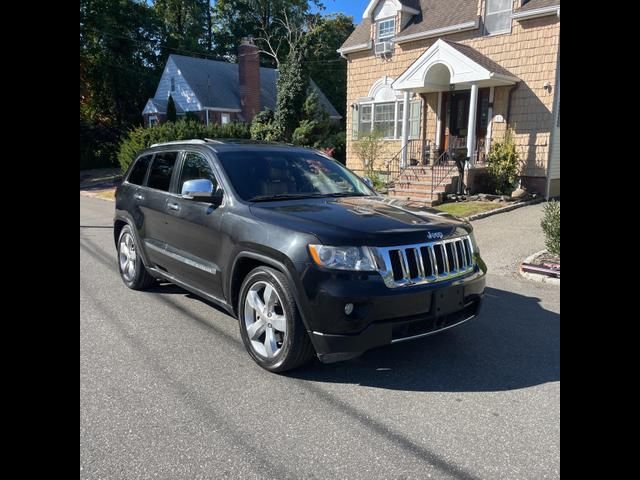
[
  {"left": 322, "top": 192, "right": 370, "bottom": 198},
  {"left": 248, "top": 193, "right": 326, "bottom": 202}
]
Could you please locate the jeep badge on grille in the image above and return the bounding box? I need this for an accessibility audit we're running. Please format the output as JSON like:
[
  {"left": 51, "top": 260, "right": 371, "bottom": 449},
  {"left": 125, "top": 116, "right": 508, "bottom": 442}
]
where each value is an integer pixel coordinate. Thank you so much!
[{"left": 427, "top": 231, "right": 444, "bottom": 240}]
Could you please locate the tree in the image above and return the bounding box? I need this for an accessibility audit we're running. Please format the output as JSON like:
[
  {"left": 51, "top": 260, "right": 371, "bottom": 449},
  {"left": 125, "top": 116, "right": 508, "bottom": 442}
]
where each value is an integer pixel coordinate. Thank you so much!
[
  {"left": 306, "top": 13, "right": 354, "bottom": 119},
  {"left": 291, "top": 91, "right": 332, "bottom": 147},
  {"left": 152, "top": 0, "right": 211, "bottom": 58},
  {"left": 273, "top": 48, "right": 309, "bottom": 140},
  {"left": 167, "top": 95, "right": 177, "bottom": 122},
  {"left": 210, "top": 0, "right": 322, "bottom": 66}
]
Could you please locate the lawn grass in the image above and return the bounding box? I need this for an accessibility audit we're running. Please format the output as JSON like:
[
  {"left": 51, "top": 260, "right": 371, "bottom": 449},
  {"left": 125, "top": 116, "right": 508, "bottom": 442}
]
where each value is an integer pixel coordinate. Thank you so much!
[
  {"left": 94, "top": 189, "right": 116, "bottom": 201},
  {"left": 433, "top": 201, "right": 503, "bottom": 218}
]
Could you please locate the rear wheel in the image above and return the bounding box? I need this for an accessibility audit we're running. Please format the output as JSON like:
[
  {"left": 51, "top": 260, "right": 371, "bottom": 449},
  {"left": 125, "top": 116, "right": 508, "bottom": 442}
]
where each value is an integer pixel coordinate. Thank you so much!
[
  {"left": 117, "top": 225, "right": 155, "bottom": 290},
  {"left": 238, "top": 266, "right": 315, "bottom": 372}
]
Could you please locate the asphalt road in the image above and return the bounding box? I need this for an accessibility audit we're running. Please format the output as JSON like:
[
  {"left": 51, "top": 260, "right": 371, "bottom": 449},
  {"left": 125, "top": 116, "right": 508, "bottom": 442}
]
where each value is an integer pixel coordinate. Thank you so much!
[{"left": 80, "top": 196, "right": 559, "bottom": 480}]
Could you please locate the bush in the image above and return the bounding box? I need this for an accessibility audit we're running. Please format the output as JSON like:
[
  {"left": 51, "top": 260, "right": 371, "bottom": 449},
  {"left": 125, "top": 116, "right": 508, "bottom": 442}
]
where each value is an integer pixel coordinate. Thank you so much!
[
  {"left": 541, "top": 200, "right": 560, "bottom": 256},
  {"left": 167, "top": 95, "right": 177, "bottom": 122},
  {"left": 486, "top": 131, "right": 520, "bottom": 195},
  {"left": 353, "top": 131, "right": 385, "bottom": 178},
  {"left": 250, "top": 108, "right": 281, "bottom": 142},
  {"left": 117, "top": 119, "right": 250, "bottom": 172}
]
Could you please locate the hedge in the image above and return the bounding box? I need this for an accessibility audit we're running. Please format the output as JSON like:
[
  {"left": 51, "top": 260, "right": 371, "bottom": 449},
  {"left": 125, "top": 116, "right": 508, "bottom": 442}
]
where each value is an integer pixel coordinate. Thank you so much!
[{"left": 117, "top": 120, "right": 251, "bottom": 172}]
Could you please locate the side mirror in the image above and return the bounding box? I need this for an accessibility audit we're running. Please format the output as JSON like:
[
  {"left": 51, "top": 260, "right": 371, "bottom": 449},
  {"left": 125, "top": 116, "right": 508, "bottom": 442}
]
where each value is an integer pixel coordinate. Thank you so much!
[
  {"left": 362, "top": 176, "right": 374, "bottom": 189},
  {"left": 181, "top": 179, "right": 215, "bottom": 200}
]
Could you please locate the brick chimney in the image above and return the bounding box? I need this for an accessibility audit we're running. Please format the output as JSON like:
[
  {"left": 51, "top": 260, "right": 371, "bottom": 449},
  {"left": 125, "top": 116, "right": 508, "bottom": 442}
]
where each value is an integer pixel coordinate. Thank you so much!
[{"left": 238, "top": 37, "right": 261, "bottom": 123}]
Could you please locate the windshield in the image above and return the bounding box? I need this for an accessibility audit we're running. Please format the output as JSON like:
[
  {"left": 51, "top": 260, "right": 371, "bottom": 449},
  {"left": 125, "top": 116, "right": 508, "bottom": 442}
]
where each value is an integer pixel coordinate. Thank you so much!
[{"left": 216, "top": 150, "right": 376, "bottom": 201}]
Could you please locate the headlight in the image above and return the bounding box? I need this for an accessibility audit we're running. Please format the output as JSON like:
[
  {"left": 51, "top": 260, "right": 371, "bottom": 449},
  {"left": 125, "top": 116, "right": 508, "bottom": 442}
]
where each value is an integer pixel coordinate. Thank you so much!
[{"left": 308, "top": 245, "right": 377, "bottom": 271}]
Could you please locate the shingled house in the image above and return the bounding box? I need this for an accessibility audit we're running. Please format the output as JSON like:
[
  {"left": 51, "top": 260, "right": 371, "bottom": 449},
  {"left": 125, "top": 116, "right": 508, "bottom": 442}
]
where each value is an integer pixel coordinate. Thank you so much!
[
  {"left": 143, "top": 39, "right": 340, "bottom": 128},
  {"left": 338, "top": 0, "right": 560, "bottom": 200}
]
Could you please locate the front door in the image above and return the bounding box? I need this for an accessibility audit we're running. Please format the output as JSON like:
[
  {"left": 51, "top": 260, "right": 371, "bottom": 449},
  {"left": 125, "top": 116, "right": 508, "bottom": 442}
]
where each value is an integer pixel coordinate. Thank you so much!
[
  {"left": 163, "top": 150, "right": 226, "bottom": 299},
  {"left": 439, "top": 89, "right": 491, "bottom": 159}
]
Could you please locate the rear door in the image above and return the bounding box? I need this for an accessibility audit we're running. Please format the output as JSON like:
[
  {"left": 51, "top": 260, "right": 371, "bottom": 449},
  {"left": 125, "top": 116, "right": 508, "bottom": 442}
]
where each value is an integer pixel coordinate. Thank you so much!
[
  {"left": 139, "top": 150, "right": 181, "bottom": 272},
  {"left": 162, "top": 150, "right": 226, "bottom": 299}
]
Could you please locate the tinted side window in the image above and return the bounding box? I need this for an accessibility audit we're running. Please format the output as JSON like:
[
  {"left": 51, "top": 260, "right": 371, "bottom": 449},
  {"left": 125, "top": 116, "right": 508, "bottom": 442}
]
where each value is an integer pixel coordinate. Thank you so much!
[
  {"left": 147, "top": 152, "right": 178, "bottom": 191},
  {"left": 178, "top": 152, "right": 218, "bottom": 193},
  {"left": 128, "top": 155, "right": 152, "bottom": 185}
]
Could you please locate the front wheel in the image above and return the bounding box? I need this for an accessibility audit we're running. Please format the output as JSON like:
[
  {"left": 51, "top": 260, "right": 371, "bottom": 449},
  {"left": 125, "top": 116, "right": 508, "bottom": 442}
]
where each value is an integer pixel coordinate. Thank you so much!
[{"left": 238, "top": 266, "right": 315, "bottom": 372}]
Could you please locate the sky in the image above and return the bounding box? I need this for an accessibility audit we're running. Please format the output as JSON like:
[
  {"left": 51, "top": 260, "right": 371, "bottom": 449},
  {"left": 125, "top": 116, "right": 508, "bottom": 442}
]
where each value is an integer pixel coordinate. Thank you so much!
[{"left": 313, "top": 0, "right": 369, "bottom": 23}]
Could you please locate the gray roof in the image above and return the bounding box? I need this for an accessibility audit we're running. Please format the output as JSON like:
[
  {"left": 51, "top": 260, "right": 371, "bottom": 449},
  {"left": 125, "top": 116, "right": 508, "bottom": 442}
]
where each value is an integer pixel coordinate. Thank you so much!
[
  {"left": 164, "top": 54, "right": 340, "bottom": 118},
  {"left": 443, "top": 40, "right": 517, "bottom": 78},
  {"left": 516, "top": 0, "right": 560, "bottom": 13},
  {"left": 340, "top": 0, "right": 478, "bottom": 51},
  {"left": 147, "top": 98, "right": 184, "bottom": 113}
]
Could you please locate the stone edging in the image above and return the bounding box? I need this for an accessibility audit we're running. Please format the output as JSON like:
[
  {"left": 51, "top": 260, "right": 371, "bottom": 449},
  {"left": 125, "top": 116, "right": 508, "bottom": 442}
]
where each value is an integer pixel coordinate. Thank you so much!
[
  {"left": 519, "top": 249, "right": 560, "bottom": 285},
  {"left": 465, "top": 197, "right": 545, "bottom": 222}
]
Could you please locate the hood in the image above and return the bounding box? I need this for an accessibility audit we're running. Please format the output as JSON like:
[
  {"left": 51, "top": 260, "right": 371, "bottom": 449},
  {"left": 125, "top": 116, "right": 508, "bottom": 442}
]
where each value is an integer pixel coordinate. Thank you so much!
[{"left": 249, "top": 196, "right": 471, "bottom": 246}]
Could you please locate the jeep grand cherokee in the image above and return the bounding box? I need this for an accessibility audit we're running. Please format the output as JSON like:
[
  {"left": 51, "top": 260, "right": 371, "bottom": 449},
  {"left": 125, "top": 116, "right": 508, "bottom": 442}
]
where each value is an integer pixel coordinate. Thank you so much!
[{"left": 114, "top": 140, "right": 486, "bottom": 372}]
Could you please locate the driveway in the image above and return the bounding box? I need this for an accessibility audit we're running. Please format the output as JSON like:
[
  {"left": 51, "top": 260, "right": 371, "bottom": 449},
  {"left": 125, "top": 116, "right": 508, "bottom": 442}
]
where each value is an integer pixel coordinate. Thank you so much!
[{"left": 80, "top": 196, "right": 559, "bottom": 479}]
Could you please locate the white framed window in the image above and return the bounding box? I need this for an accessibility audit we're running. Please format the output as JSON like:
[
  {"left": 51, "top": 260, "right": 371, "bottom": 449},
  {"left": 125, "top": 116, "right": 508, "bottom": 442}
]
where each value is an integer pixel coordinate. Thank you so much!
[
  {"left": 353, "top": 99, "right": 422, "bottom": 140},
  {"left": 171, "top": 77, "right": 176, "bottom": 92},
  {"left": 148, "top": 115, "right": 158, "bottom": 126},
  {"left": 221, "top": 113, "right": 231, "bottom": 124},
  {"left": 484, "top": 0, "right": 513, "bottom": 36},
  {"left": 376, "top": 18, "right": 396, "bottom": 42}
]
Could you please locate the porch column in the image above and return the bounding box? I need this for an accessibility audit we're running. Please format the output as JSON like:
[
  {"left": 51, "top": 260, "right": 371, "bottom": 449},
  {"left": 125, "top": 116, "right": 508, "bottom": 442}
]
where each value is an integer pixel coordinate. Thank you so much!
[
  {"left": 485, "top": 87, "right": 495, "bottom": 155},
  {"left": 206, "top": 109, "right": 210, "bottom": 126},
  {"left": 466, "top": 82, "right": 478, "bottom": 166},
  {"left": 401, "top": 91, "right": 410, "bottom": 167},
  {"left": 435, "top": 91, "right": 443, "bottom": 149}
]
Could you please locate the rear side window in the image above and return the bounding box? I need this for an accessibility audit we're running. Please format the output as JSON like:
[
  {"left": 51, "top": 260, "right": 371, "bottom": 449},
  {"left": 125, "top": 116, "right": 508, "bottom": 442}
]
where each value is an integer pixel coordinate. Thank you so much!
[
  {"left": 177, "top": 152, "right": 218, "bottom": 193},
  {"left": 127, "top": 154, "right": 152, "bottom": 185},
  {"left": 147, "top": 152, "right": 179, "bottom": 191}
]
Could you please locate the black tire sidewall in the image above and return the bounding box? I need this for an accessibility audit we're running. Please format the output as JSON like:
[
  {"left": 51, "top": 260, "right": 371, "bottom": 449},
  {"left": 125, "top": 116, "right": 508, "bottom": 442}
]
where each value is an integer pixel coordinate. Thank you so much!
[{"left": 238, "top": 267, "right": 301, "bottom": 372}]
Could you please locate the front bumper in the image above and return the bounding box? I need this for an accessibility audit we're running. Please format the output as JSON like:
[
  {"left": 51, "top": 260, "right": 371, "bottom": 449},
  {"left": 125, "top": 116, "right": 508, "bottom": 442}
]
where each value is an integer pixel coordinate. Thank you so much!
[{"left": 297, "top": 265, "right": 486, "bottom": 363}]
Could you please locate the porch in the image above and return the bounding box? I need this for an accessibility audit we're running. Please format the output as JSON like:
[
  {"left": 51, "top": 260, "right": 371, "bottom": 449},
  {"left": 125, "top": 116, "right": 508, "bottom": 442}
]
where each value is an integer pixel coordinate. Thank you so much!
[{"left": 382, "top": 39, "right": 519, "bottom": 203}]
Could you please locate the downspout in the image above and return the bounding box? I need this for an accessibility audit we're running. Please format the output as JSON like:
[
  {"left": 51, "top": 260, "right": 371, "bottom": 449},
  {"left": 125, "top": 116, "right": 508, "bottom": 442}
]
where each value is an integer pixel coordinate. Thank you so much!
[{"left": 505, "top": 82, "right": 520, "bottom": 126}]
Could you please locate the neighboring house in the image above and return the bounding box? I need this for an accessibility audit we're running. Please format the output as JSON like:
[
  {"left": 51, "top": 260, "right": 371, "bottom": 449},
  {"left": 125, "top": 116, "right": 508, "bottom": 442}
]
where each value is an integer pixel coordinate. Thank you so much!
[
  {"left": 143, "top": 38, "right": 341, "bottom": 128},
  {"left": 338, "top": 0, "right": 560, "bottom": 200}
]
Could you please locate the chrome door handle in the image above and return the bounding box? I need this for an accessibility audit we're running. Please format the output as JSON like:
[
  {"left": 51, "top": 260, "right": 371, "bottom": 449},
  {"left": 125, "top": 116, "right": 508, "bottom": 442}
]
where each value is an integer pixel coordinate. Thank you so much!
[
  {"left": 167, "top": 202, "right": 181, "bottom": 211},
  {"left": 133, "top": 193, "right": 144, "bottom": 201}
]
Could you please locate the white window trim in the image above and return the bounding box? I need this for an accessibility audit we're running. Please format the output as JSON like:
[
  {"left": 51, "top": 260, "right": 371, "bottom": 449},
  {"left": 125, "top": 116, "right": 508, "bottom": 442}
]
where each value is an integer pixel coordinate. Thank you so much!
[
  {"left": 148, "top": 115, "right": 158, "bottom": 126},
  {"left": 376, "top": 17, "right": 396, "bottom": 42},
  {"left": 484, "top": 0, "right": 513, "bottom": 36},
  {"left": 356, "top": 98, "right": 421, "bottom": 141},
  {"left": 221, "top": 113, "right": 231, "bottom": 125}
]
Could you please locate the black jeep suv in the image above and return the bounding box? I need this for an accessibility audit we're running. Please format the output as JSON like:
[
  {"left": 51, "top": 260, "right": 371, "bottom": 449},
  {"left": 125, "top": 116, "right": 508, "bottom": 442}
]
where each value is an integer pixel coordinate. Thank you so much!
[{"left": 114, "top": 140, "right": 486, "bottom": 372}]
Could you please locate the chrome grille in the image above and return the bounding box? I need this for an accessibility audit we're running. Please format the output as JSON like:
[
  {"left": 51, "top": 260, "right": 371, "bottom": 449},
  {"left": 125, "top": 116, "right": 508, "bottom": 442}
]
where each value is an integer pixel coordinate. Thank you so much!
[{"left": 376, "top": 236, "right": 475, "bottom": 288}]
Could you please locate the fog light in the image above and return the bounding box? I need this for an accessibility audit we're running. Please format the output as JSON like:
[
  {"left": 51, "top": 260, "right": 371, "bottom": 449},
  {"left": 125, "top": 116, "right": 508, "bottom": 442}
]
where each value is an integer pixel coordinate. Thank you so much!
[{"left": 344, "top": 303, "right": 354, "bottom": 315}]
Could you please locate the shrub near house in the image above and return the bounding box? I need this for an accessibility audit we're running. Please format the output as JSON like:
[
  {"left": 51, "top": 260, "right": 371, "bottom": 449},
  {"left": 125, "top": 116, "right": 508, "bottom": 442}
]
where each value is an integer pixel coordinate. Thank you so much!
[{"left": 117, "top": 120, "right": 250, "bottom": 172}]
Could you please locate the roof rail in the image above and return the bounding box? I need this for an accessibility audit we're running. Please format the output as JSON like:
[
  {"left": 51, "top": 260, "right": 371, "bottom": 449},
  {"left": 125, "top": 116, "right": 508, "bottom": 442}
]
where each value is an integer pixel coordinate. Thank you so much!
[
  {"left": 149, "top": 139, "right": 207, "bottom": 148},
  {"left": 204, "top": 138, "right": 226, "bottom": 144}
]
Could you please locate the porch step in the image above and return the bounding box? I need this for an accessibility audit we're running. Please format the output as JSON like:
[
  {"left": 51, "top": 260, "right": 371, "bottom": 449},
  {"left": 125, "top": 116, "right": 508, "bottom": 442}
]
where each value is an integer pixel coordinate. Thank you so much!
[{"left": 386, "top": 192, "right": 443, "bottom": 206}]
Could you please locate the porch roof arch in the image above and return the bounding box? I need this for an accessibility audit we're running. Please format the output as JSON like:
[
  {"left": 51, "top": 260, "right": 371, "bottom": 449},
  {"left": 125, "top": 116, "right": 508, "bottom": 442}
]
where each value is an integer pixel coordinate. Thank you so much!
[{"left": 392, "top": 39, "right": 519, "bottom": 93}]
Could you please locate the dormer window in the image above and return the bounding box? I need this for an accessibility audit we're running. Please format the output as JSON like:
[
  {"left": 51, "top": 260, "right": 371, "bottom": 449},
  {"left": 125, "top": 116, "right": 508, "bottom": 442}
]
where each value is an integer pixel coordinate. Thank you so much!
[
  {"left": 171, "top": 77, "right": 175, "bottom": 92},
  {"left": 484, "top": 0, "right": 513, "bottom": 36},
  {"left": 377, "top": 18, "right": 396, "bottom": 42}
]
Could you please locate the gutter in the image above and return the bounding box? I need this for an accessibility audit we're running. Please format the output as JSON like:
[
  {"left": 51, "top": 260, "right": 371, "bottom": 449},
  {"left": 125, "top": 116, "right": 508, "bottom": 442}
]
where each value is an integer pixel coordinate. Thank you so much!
[
  {"left": 337, "top": 42, "right": 371, "bottom": 58},
  {"left": 512, "top": 5, "right": 560, "bottom": 21},
  {"left": 394, "top": 19, "right": 479, "bottom": 44}
]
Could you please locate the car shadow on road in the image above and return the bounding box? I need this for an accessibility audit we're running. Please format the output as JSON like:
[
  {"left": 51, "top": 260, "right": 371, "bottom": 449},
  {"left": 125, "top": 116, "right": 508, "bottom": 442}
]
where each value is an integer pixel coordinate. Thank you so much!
[{"left": 288, "top": 287, "right": 559, "bottom": 393}]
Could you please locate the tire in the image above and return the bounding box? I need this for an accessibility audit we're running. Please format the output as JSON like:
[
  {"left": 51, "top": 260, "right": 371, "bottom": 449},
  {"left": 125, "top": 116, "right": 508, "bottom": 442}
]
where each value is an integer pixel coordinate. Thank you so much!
[
  {"left": 238, "top": 266, "right": 315, "bottom": 372},
  {"left": 117, "top": 225, "right": 156, "bottom": 290}
]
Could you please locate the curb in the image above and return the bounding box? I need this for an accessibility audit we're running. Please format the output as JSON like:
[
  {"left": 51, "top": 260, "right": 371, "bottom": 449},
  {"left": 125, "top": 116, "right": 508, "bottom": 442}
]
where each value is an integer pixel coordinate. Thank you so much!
[
  {"left": 519, "top": 250, "right": 560, "bottom": 285},
  {"left": 465, "top": 197, "right": 544, "bottom": 222}
]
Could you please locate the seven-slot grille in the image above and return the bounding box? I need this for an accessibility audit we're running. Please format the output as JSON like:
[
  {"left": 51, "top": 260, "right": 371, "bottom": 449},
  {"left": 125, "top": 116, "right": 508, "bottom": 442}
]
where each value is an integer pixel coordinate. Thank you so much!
[{"left": 376, "top": 236, "right": 475, "bottom": 288}]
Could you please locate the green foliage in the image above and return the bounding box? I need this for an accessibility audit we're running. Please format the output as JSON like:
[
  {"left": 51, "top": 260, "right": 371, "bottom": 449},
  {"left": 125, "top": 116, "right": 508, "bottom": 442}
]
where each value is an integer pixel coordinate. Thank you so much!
[
  {"left": 118, "top": 119, "right": 250, "bottom": 172},
  {"left": 250, "top": 108, "right": 281, "bottom": 141},
  {"left": 167, "top": 95, "right": 177, "bottom": 122},
  {"left": 273, "top": 49, "right": 309, "bottom": 141},
  {"left": 291, "top": 92, "right": 332, "bottom": 147},
  {"left": 352, "top": 131, "right": 385, "bottom": 178},
  {"left": 541, "top": 200, "right": 560, "bottom": 256},
  {"left": 306, "top": 14, "right": 355, "bottom": 119},
  {"left": 486, "top": 131, "right": 521, "bottom": 195},
  {"left": 184, "top": 111, "right": 200, "bottom": 122}
]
